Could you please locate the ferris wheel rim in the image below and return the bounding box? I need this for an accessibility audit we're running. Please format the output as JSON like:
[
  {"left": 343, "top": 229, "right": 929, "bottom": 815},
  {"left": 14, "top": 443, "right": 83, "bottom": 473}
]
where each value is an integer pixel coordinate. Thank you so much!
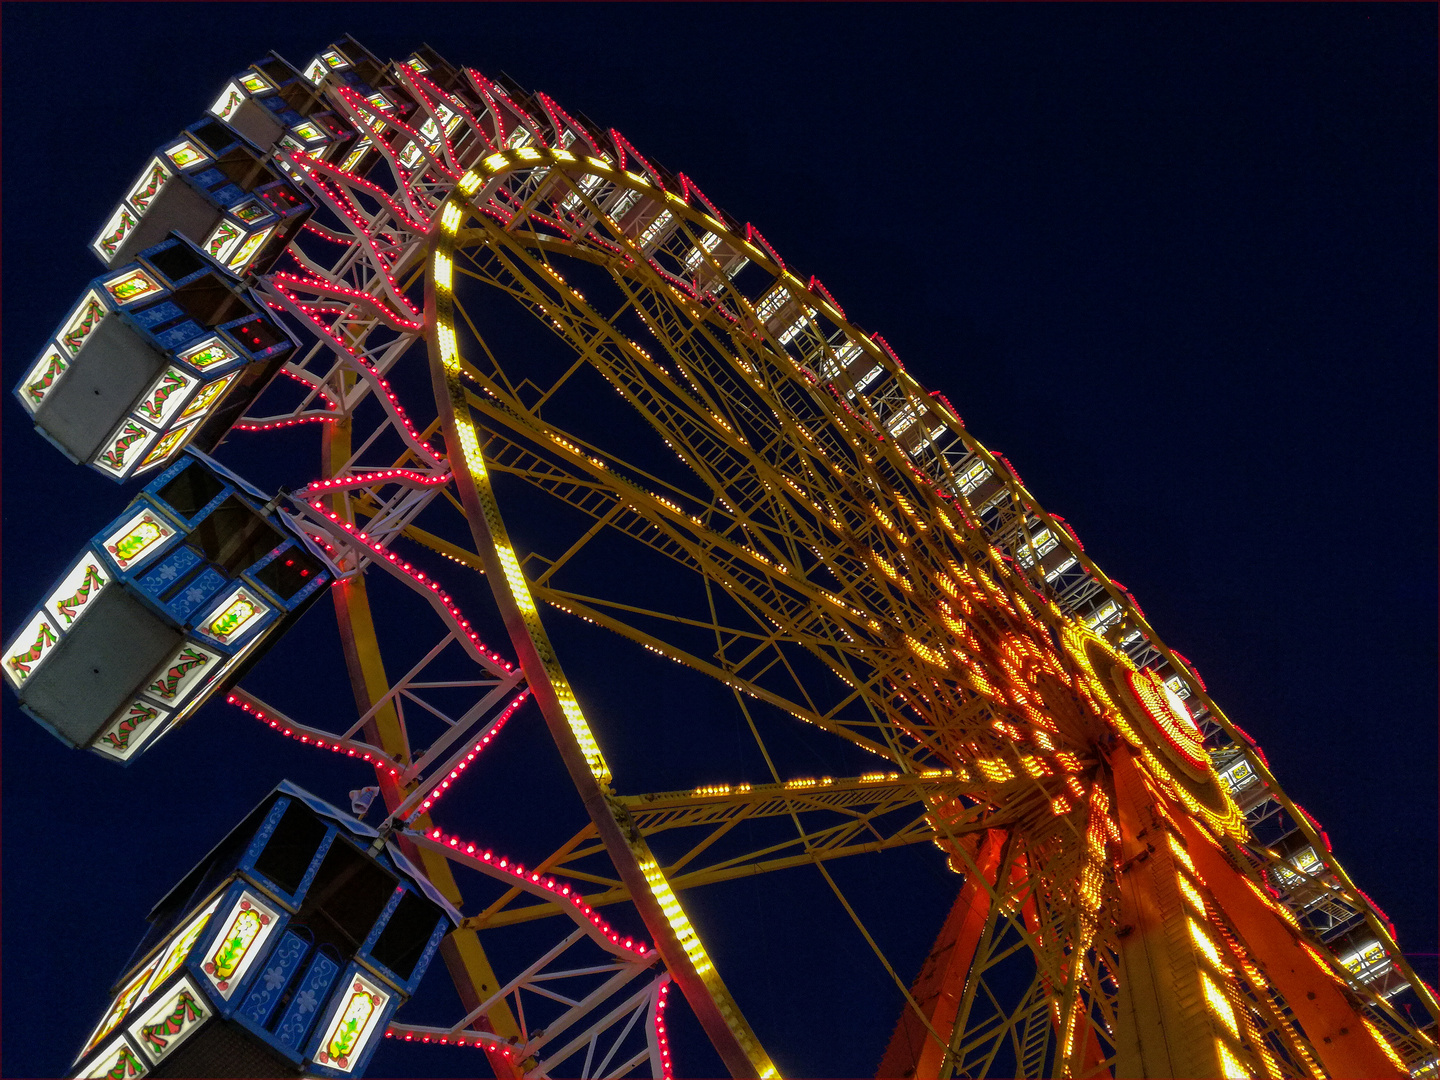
[{"left": 427, "top": 184, "right": 781, "bottom": 1080}]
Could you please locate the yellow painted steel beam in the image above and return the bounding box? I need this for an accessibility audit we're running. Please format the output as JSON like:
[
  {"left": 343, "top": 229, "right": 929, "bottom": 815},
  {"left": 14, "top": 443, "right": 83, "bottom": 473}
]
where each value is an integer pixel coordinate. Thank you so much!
[
  {"left": 432, "top": 189, "right": 779, "bottom": 1080},
  {"left": 465, "top": 779, "right": 1042, "bottom": 933}
]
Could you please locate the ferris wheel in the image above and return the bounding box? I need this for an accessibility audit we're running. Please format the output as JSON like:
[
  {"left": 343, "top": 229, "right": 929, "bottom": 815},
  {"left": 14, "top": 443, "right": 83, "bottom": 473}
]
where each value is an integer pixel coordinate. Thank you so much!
[{"left": 7, "top": 35, "right": 1437, "bottom": 1080}]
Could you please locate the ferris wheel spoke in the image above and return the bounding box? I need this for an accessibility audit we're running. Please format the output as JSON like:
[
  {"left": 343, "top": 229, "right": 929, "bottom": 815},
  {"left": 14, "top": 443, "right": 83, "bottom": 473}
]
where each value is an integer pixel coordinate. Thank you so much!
[
  {"left": 532, "top": 588, "right": 918, "bottom": 766},
  {"left": 455, "top": 403, "right": 905, "bottom": 671},
  {"left": 223, "top": 686, "right": 400, "bottom": 763},
  {"left": 443, "top": 243, "right": 1065, "bottom": 742}
]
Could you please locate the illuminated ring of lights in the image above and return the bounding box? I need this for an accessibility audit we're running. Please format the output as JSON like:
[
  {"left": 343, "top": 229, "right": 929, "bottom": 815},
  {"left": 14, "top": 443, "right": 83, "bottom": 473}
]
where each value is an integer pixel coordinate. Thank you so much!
[
  {"left": 1059, "top": 624, "right": 1246, "bottom": 839},
  {"left": 1120, "top": 667, "right": 1209, "bottom": 777}
]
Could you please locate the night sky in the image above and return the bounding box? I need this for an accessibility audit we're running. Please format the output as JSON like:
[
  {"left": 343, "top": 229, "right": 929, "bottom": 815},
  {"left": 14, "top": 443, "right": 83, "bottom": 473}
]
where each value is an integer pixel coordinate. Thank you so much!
[{"left": 3, "top": 5, "right": 1435, "bottom": 1079}]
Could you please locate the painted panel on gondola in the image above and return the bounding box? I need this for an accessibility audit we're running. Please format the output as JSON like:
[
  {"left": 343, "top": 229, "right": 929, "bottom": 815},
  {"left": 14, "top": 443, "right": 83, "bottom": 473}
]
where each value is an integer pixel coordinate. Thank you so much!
[
  {"left": 76, "top": 963, "right": 157, "bottom": 1065},
  {"left": 195, "top": 585, "right": 272, "bottom": 647},
  {"left": 91, "top": 699, "right": 173, "bottom": 762},
  {"left": 307, "top": 968, "right": 393, "bottom": 1075},
  {"left": 101, "top": 507, "right": 179, "bottom": 574},
  {"left": 127, "top": 976, "right": 210, "bottom": 1065},
  {"left": 144, "top": 896, "right": 225, "bottom": 999},
  {"left": 75, "top": 1037, "right": 149, "bottom": 1080},
  {"left": 4, "top": 610, "right": 62, "bottom": 689},
  {"left": 44, "top": 555, "right": 112, "bottom": 633},
  {"left": 201, "top": 890, "right": 283, "bottom": 1000},
  {"left": 18, "top": 344, "right": 68, "bottom": 414},
  {"left": 140, "top": 641, "right": 224, "bottom": 708}
]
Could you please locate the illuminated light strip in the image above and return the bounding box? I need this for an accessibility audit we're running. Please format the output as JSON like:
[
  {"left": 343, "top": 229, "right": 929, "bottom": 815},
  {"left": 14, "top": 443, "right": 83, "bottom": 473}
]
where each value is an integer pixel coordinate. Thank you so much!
[
  {"left": 233, "top": 415, "right": 339, "bottom": 431},
  {"left": 1215, "top": 1039, "right": 1249, "bottom": 1080},
  {"left": 224, "top": 693, "right": 400, "bottom": 776},
  {"left": 1177, "top": 873, "right": 1206, "bottom": 914},
  {"left": 405, "top": 691, "right": 530, "bottom": 819},
  {"left": 743, "top": 222, "right": 783, "bottom": 270},
  {"left": 1298, "top": 940, "right": 1351, "bottom": 989},
  {"left": 263, "top": 280, "right": 440, "bottom": 450},
  {"left": 305, "top": 469, "right": 451, "bottom": 495},
  {"left": 308, "top": 502, "right": 516, "bottom": 674},
  {"left": 383, "top": 1024, "right": 512, "bottom": 1055},
  {"left": 433, "top": 253, "right": 454, "bottom": 302},
  {"left": 419, "top": 826, "right": 653, "bottom": 958},
  {"left": 291, "top": 161, "right": 427, "bottom": 285},
  {"left": 806, "top": 275, "right": 844, "bottom": 319},
  {"left": 976, "top": 758, "right": 1015, "bottom": 783},
  {"left": 1167, "top": 833, "right": 1196, "bottom": 873},
  {"left": 270, "top": 270, "right": 422, "bottom": 331},
  {"left": 277, "top": 367, "right": 339, "bottom": 409},
  {"left": 432, "top": 192, "right": 779, "bottom": 1080},
  {"left": 1291, "top": 803, "right": 1333, "bottom": 854},
  {"left": 1170, "top": 648, "right": 1207, "bottom": 691},
  {"left": 300, "top": 220, "right": 358, "bottom": 245},
  {"left": 1201, "top": 970, "right": 1240, "bottom": 1038},
  {"left": 653, "top": 980, "right": 675, "bottom": 1079},
  {"left": 608, "top": 129, "right": 664, "bottom": 188},
  {"left": 1361, "top": 1016, "right": 1409, "bottom": 1071},
  {"left": 1241, "top": 875, "right": 1301, "bottom": 930},
  {"left": 335, "top": 85, "right": 459, "bottom": 184},
  {"left": 638, "top": 857, "right": 710, "bottom": 976},
  {"left": 456, "top": 169, "right": 482, "bottom": 197},
  {"left": 1188, "top": 917, "right": 1224, "bottom": 969}
]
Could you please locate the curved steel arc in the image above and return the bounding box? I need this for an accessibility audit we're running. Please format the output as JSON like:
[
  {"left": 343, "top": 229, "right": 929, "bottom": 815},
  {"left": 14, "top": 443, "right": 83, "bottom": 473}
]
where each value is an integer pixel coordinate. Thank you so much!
[{"left": 429, "top": 195, "right": 779, "bottom": 1080}]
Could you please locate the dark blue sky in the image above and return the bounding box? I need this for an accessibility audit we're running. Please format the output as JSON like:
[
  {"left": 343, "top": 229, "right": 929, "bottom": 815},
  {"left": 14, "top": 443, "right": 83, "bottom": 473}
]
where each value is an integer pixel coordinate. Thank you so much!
[{"left": 3, "top": 5, "right": 1435, "bottom": 1078}]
